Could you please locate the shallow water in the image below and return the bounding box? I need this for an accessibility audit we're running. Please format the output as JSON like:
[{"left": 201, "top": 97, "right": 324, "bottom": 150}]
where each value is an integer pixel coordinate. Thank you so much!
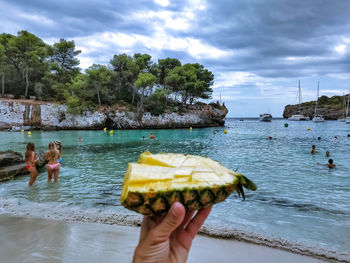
[{"left": 0, "top": 119, "right": 349, "bottom": 260}]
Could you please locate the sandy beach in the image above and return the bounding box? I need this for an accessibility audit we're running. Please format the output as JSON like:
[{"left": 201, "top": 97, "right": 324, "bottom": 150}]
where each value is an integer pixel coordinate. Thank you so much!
[{"left": 0, "top": 214, "right": 328, "bottom": 263}]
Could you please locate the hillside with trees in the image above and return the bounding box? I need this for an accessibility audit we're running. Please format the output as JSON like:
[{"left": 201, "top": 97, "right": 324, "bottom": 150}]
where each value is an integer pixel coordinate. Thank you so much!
[
  {"left": 283, "top": 94, "right": 349, "bottom": 120},
  {"left": 0, "top": 31, "right": 217, "bottom": 118}
]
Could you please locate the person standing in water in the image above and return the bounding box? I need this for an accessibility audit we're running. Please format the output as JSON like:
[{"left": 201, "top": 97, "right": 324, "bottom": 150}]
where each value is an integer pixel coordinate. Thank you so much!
[
  {"left": 149, "top": 133, "right": 155, "bottom": 139},
  {"left": 25, "top": 142, "right": 38, "bottom": 186},
  {"left": 45, "top": 142, "right": 61, "bottom": 183}
]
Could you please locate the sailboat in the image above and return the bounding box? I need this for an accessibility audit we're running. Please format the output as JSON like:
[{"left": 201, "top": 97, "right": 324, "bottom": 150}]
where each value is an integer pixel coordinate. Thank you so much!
[
  {"left": 312, "top": 81, "right": 325, "bottom": 122},
  {"left": 345, "top": 91, "right": 350, "bottom": 124},
  {"left": 288, "top": 80, "right": 310, "bottom": 121},
  {"left": 337, "top": 93, "right": 346, "bottom": 122}
]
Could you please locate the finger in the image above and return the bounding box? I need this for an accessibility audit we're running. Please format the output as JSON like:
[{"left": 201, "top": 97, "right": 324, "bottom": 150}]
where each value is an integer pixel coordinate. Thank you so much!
[
  {"left": 180, "top": 210, "right": 195, "bottom": 229},
  {"left": 185, "top": 206, "right": 212, "bottom": 239},
  {"left": 152, "top": 202, "right": 185, "bottom": 240},
  {"left": 139, "top": 216, "right": 156, "bottom": 243}
]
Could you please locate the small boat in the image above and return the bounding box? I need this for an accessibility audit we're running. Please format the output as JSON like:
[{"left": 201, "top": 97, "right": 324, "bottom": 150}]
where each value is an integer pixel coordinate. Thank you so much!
[
  {"left": 312, "top": 81, "right": 325, "bottom": 122},
  {"left": 259, "top": 113, "right": 272, "bottom": 122},
  {"left": 288, "top": 80, "right": 310, "bottom": 121},
  {"left": 288, "top": 114, "right": 310, "bottom": 121}
]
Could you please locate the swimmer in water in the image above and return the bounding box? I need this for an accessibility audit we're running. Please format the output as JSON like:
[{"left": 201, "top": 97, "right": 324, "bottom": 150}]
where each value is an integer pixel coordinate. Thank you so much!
[
  {"left": 317, "top": 158, "right": 336, "bottom": 169},
  {"left": 78, "top": 136, "right": 82, "bottom": 142},
  {"left": 25, "top": 142, "right": 38, "bottom": 186},
  {"left": 149, "top": 133, "right": 155, "bottom": 139},
  {"left": 311, "top": 145, "right": 317, "bottom": 154},
  {"left": 326, "top": 151, "right": 330, "bottom": 157},
  {"left": 328, "top": 159, "right": 336, "bottom": 168}
]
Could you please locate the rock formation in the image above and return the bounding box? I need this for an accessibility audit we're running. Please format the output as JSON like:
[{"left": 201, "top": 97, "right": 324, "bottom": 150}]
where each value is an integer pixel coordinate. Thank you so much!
[
  {"left": 0, "top": 99, "right": 228, "bottom": 130},
  {"left": 0, "top": 150, "right": 47, "bottom": 182}
]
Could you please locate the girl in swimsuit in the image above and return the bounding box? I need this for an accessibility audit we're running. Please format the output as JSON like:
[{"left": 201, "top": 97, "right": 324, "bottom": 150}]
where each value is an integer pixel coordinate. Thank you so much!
[
  {"left": 45, "top": 142, "right": 61, "bottom": 183},
  {"left": 25, "top": 142, "right": 38, "bottom": 186}
]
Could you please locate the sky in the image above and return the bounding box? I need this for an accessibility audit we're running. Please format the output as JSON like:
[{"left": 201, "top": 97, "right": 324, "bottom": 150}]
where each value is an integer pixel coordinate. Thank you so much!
[{"left": 1, "top": 0, "right": 350, "bottom": 117}]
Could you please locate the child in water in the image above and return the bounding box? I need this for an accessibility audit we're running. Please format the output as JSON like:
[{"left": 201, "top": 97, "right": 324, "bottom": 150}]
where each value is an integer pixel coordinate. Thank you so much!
[
  {"left": 25, "top": 142, "right": 38, "bottom": 186},
  {"left": 45, "top": 142, "right": 61, "bottom": 183}
]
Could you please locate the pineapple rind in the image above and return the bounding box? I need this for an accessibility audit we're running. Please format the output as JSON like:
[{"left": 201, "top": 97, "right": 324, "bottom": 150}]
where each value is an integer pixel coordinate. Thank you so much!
[{"left": 121, "top": 152, "right": 250, "bottom": 215}]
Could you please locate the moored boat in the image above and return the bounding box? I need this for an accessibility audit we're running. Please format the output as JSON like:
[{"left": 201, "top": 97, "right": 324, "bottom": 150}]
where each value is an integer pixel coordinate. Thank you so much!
[
  {"left": 288, "top": 80, "right": 310, "bottom": 121},
  {"left": 312, "top": 81, "right": 325, "bottom": 122},
  {"left": 259, "top": 113, "right": 272, "bottom": 122}
]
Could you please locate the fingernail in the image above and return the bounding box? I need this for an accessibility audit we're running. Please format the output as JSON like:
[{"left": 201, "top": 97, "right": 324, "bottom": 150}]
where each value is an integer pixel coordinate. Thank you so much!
[{"left": 171, "top": 202, "right": 180, "bottom": 217}]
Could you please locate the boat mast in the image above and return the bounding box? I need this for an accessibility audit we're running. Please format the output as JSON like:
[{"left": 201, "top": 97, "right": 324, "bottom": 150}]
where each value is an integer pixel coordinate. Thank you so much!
[
  {"left": 314, "top": 81, "right": 319, "bottom": 116},
  {"left": 298, "top": 80, "right": 301, "bottom": 113},
  {"left": 346, "top": 89, "right": 350, "bottom": 118}
]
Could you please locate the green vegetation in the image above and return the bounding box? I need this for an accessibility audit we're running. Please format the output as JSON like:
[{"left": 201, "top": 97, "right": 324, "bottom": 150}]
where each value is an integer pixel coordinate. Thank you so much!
[
  {"left": 301, "top": 94, "right": 349, "bottom": 109},
  {"left": 0, "top": 31, "right": 214, "bottom": 115}
]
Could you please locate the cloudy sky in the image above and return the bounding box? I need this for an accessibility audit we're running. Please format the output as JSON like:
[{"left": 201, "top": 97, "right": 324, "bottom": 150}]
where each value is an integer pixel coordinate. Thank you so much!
[{"left": 1, "top": 0, "right": 350, "bottom": 117}]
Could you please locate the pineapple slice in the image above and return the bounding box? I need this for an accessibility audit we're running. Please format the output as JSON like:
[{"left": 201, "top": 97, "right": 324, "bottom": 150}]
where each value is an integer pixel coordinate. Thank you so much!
[{"left": 121, "top": 152, "right": 257, "bottom": 215}]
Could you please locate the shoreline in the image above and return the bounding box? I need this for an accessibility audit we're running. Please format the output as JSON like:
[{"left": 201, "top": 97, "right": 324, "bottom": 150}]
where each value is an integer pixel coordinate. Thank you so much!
[
  {"left": 0, "top": 214, "right": 331, "bottom": 263},
  {"left": 0, "top": 206, "right": 348, "bottom": 263}
]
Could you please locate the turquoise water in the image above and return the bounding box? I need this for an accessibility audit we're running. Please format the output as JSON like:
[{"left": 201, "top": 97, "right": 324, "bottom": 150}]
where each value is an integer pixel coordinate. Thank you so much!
[{"left": 0, "top": 120, "right": 349, "bottom": 260}]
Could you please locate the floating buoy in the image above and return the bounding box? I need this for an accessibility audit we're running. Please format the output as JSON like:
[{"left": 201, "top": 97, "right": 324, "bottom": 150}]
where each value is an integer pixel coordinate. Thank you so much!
[
  {"left": 307, "top": 127, "right": 311, "bottom": 131},
  {"left": 224, "top": 129, "right": 227, "bottom": 134},
  {"left": 21, "top": 129, "right": 24, "bottom": 132},
  {"left": 27, "top": 131, "right": 31, "bottom": 136},
  {"left": 109, "top": 130, "right": 113, "bottom": 135},
  {"left": 284, "top": 123, "right": 288, "bottom": 127},
  {"left": 103, "top": 127, "right": 107, "bottom": 132},
  {"left": 269, "top": 136, "right": 272, "bottom": 140},
  {"left": 190, "top": 126, "right": 192, "bottom": 131}
]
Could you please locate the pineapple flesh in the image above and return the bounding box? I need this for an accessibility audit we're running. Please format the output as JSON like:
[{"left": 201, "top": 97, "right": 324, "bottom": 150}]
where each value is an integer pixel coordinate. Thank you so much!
[{"left": 121, "top": 152, "right": 257, "bottom": 215}]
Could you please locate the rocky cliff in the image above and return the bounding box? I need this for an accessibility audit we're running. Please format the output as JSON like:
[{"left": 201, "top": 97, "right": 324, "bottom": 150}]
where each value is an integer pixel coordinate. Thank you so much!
[
  {"left": 283, "top": 94, "right": 349, "bottom": 120},
  {"left": 0, "top": 99, "right": 228, "bottom": 130}
]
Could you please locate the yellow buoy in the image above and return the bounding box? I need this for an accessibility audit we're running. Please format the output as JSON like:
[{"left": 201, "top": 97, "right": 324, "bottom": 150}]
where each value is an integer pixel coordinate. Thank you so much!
[
  {"left": 109, "top": 130, "right": 114, "bottom": 135},
  {"left": 307, "top": 127, "right": 310, "bottom": 131},
  {"left": 21, "top": 129, "right": 24, "bottom": 132},
  {"left": 189, "top": 127, "right": 192, "bottom": 131},
  {"left": 224, "top": 129, "right": 227, "bottom": 134},
  {"left": 27, "top": 131, "right": 31, "bottom": 135},
  {"left": 103, "top": 127, "right": 107, "bottom": 132}
]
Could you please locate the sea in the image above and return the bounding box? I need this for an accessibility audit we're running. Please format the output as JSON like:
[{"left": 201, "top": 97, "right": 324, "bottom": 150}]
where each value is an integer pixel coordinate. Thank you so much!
[{"left": 0, "top": 119, "right": 349, "bottom": 262}]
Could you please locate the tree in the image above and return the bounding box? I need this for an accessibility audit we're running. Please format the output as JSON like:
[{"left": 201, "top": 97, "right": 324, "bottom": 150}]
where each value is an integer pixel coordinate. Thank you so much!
[
  {"left": 8, "top": 31, "right": 49, "bottom": 97},
  {"left": 158, "top": 58, "right": 181, "bottom": 85},
  {"left": 164, "top": 66, "right": 186, "bottom": 102},
  {"left": 85, "top": 64, "right": 113, "bottom": 106},
  {"left": 110, "top": 53, "right": 139, "bottom": 104},
  {"left": 50, "top": 39, "right": 81, "bottom": 84},
  {"left": 0, "top": 44, "right": 6, "bottom": 96},
  {"left": 135, "top": 73, "right": 157, "bottom": 114}
]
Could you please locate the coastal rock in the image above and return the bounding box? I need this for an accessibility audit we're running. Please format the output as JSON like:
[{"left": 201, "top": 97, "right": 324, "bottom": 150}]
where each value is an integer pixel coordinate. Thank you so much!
[
  {"left": 0, "top": 163, "right": 27, "bottom": 181},
  {"left": 0, "top": 99, "right": 228, "bottom": 130},
  {"left": 0, "top": 150, "right": 23, "bottom": 167},
  {"left": 0, "top": 150, "right": 46, "bottom": 181},
  {"left": 35, "top": 150, "right": 47, "bottom": 168}
]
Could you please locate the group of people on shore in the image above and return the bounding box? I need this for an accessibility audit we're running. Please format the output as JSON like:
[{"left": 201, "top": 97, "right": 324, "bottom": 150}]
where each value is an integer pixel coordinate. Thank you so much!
[{"left": 25, "top": 140, "right": 62, "bottom": 186}]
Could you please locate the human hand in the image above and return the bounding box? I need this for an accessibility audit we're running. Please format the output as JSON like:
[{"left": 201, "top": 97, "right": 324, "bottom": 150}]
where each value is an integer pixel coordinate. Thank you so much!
[{"left": 133, "top": 202, "right": 212, "bottom": 263}]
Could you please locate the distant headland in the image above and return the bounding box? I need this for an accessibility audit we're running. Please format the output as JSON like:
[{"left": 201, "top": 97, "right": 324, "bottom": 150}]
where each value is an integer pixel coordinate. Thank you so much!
[{"left": 283, "top": 94, "right": 349, "bottom": 120}]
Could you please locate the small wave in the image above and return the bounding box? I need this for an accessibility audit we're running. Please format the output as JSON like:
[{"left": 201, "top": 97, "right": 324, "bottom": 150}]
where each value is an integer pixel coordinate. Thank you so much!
[
  {"left": 253, "top": 195, "right": 348, "bottom": 216},
  {"left": 0, "top": 198, "right": 349, "bottom": 263}
]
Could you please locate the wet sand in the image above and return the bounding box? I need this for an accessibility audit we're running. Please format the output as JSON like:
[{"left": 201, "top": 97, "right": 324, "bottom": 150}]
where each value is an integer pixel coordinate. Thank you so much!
[{"left": 0, "top": 214, "right": 328, "bottom": 263}]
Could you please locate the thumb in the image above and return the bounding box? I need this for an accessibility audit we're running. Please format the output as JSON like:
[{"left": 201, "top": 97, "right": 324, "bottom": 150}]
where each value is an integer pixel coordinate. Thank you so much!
[{"left": 153, "top": 202, "right": 185, "bottom": 240}]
